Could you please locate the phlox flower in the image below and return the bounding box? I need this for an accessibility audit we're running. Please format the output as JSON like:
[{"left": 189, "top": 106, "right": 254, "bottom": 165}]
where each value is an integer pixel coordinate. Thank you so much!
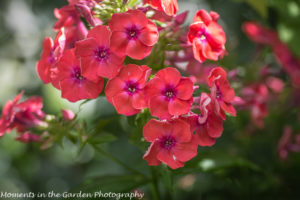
[
  {"left": 0, "top": 92, "right": 45, "bottom": 136},
  {"left": 145, "top": 67, "right": 194, "bottom": 119},
  {"left": 75, "top": 25, "right": 125, "bottom": 80},
  {"left": 109, "top": 10, "right": 159, "bottom": 60},
  {"left": 53, "top": 49, "right": 104, "bottom": 102},
  {"left": 188, "top": 9, "right": 226, "bottom": 63},
  {"left": 181, "top": 93, "right": 223, "bottom": 147},
  {"left": 143, "top": 118, "right": 198, "bottom": 169},
  {"left": 105, "top": 64, "right": 151, "bottom": 116},
  {"left": 208, "top": 67, "right": 236, "bottom": 119},
  {"left": 36, "top": 29, "right": 66, "bottom": 86}
]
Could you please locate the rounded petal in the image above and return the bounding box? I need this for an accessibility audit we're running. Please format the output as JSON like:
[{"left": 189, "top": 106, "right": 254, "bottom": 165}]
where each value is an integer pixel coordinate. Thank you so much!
[
  {"left": 137, "top": 65, "right": 152, "bottom": 86},
  {"left": 110, "top": 31, "right": 129, "bottom": 57},
  {"left": 201, "top": 41, "right": 219, "bottom": 61},
  {"left": 206, "top": 22, "right": 226, "bottom": 47},
  {"left": 168, "top": 98, "right": 192, "bottom": 116},
  {"left": 170, "top": 119, "right": 191, "bottom": 143},
  {"left": 143, "top": 141, "right": 162, "bottom": 166},
  {"left": 175, "top": 78, "right": 194, "bottom": 100},
  {"left": 96, "top": 61, "right": 123, "bottom": 79},
  {"left": 87, "top": 25, "right": 110, "bottom": 46},
  {"left": 80, "top": 57, "right": 102, "bottom": 81},
  {"left": 193, "top": 9, "right": 212, "bottom": 24},
  {"left": 118, "top": 64, "right": 144, "bottom": 82},
  {"left": 126, "top": 40, "right": 153, "bottom": 60},
  {"left": 143, "top": 119, "right": 172, "bottom": 142},
  {"left": 207, "top": 112, "right": 223, "bottom": 138},
  {"left": 75, "top": 38, "right": 98, "bottom": 57},
  {"left": 149, "top": 96, "right": 171, "bottom": 119},
  {"left": 172, "top": 140, "right": 198, "bottom": 162},
  {"left": 60, "top": 78, "right": 103, "bottom": 102},
  {"left": 192, "top": 39, "right": 206, "bottom": 63},
  {"left": 195, "top": 127, "right": 216, "bottom": 147},
  {"left": 109, "top": 12, "right": 132, "bottom": 32},
  {"left": 109, "top": 52, "right": 126, "bottom": 66},
  {"left": 161, "top": 0, "right": 178, "bottom": 16},
  {"left": 36, "top": 37, "right": 54, "bottom": 84},
  {"left": 127, "top": 10, "right": 148, "bottom": 28},
  {"left": 208, "top": 67, "right": 227, "bottom": 87},
  {"left": 132, "top": 92, "right": 147, "bottom": 109},
  {"left": 112, "top": 92, "right": 140, "bottom": 116},
  {"left": 156, "top": 67, "right": 181, "bottom": 86},
  {"left": 219, "top": 101, "right": 236, "bottom": 116},
  {"left": 36, "top": 59, "right": 52, "bottom": 84},
  {"left": 105, "top": 77, "right": 125, "bottom": 103},
  {"left": 139, "top": 20, "right": 159, "bottom": 46},
  {"left": 157, "top": 150, "right": 184, "bottom": 169},
  {"left": 145, "top": 78, "right": 166, "bottom": 98}
]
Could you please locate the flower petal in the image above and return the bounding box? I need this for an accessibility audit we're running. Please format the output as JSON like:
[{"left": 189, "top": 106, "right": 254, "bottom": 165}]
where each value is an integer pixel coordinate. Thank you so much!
[
  {"left": 172, "top": 140, "right": 198, "bottom": 162},
  {"left": 132, "top": 91, "right": 147, "bottom": 109},
  {"left": 126, "top": 40, "right": 153, "bottom": 60},
  {"left": 112, "top": 92, "right": 140, "bottom": 116},
  {"left": 105, "top": 77, "right": 125, "bottom": 104},
  {"left": 139, "top": 20, "right": 159, "bottom": 46},
  {"left": 157, "top": 150, "right": 184, "bottom": 169},
  {"left": 118, "top": 64, "right": 143, "bottom": 82},
  {"left": 110, "top": 31, "right": 129, "bottom": 57},
  {"left": 143, "top": 141, "right": 162, "bottom": 166},
  {"left": 156, "top": 67, "right": 181, "bottom": 86},
  {"left": 170, "top": 119, "right": 191, "bottom": 143},
  {"left": 175, "top": 78, "right": 194, "bottom": 100},
  {"left": 87, "top": 25, "right": 111, "bottom": 46},
  {"left": 143, "top": 119, "right": 172, "bottom": 142},
  {"left": 168, "top": 98, "right": 192, "bottom": 116},
  {"left": 75, "top": 38, "right": 98, "bottom": 57},
  {"left": 109, "top": 12, "right": 132, "bottom": 32},
  {"left": 149, "top": 95, "right": 171, "bottom": 119},
  {"left": 195, "top": 127, "right": 216, "bottom": 147}
]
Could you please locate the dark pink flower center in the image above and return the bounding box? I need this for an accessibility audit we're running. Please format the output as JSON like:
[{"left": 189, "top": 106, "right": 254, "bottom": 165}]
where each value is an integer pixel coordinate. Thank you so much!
[
  {"left": 48, "top": 50, "right": 56, "bottom": 64},
  {"left": 160, "top": 136, "right": 176, "bottom": 150},
  {"left": 95, "top": 47, "right": 110, "bottom": 62},
  {"left": 163, "top": 86, "right": 177, "bottom": 100},
  {"left": 216, "top": 86, "right": 223, "bottom": 99},
  {"left": 73, "top": 67, "right": 86, "bottom": 82},
  {"left": 197, "top": 30, "right": 207, "bottom": 41},
  {"left": 125, "top": 81, "right": 140, "bottom": 95},
  {"left": 126, "top": 26, "right": 141, "bottom": 40}
]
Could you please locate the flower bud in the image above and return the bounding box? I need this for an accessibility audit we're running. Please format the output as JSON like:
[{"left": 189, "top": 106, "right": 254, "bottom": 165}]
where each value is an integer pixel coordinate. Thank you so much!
[{"left": 62, "top": 109, "right": 75, "bottom": 121}]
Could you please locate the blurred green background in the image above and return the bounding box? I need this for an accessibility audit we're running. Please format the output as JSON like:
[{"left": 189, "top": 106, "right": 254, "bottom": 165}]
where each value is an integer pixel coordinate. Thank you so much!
[{"left": 0, "top": 0, "right": 300, "bottom": 199}]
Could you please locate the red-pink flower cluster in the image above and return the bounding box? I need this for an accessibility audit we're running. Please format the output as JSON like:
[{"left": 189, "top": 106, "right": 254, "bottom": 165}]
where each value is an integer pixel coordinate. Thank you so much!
[
  {"left": 142, "top": 67, "right": 236, "bottom": 169},
  {"left": 236, "top": 68, "right": 284, "bottom": 129},
  {"left": 0, "top": 92, "right": 75, "bottom": 143},
  {"left": 0, "top": 92, "right": 44, "bottom": 142},
  {"left": 34, "top": 0, "right": 235, "bottom": 169},
  {"left": 243, "top": 22, "right": 300, "bottom": 88},
  {"left": 278, "top": 126, "right": 300, "bottom": 161},
  {"left": 37, "top": 5, "right": 159, "bottom": 102}
]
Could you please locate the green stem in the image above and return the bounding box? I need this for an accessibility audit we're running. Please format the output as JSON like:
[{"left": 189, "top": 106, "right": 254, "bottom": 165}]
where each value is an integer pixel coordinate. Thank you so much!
[
  {"left": 150, "top": 167, "right": 160, "bottom": 200},
  {"left": 92, "top": 144, "right": 147, "bottom": 178}
]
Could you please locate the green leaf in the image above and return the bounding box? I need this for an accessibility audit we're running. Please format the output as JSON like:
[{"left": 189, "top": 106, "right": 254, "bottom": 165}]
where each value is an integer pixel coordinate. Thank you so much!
[{"left": 88, "top": 132, "right": 117, "bottom": 144}]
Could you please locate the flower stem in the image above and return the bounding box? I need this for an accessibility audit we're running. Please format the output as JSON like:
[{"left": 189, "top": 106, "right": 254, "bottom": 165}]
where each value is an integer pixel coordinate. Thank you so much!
[
  {"left": 92, "top": 144, "right": 147, "bottom": 178},
  {"left": 150, "top": 166, "right": 160, "bottom": 200}
]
